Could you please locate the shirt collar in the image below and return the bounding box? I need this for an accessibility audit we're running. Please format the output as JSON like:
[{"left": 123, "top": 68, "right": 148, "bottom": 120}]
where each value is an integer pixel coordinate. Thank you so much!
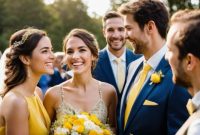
[
  {"left": 192, "top": 91, "right": 200, "bottom": 109},
  {"left": 106, "top": 46, "right": 126, "bottom": 62},
  {"left": 146, "top": 44, "right": 167, "bottom": 70}
]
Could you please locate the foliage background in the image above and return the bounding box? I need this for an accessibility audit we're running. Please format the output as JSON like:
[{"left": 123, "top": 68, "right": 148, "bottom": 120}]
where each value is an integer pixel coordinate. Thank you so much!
[{"left": 0, "top": 0, "right": 199, "bottom": 52}]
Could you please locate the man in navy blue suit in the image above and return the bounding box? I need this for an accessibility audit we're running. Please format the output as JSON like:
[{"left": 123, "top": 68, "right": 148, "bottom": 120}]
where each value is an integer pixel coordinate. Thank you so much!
[
  {"left": 93, "top": 11, "right": 139, "bottom": 101},
  {"left": 117, "top": 0, "right": 191, "bottom": 135}
]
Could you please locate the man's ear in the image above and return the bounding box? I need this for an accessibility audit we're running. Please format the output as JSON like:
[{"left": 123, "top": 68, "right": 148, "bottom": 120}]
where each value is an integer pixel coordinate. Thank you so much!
[
  {"left": 146, "top": 20, "right": 155, "bottom": 34},
  {"left": 185, "top": 53, "right": 197, "bottom": 71},
  {"left": 19, "top": 55, "right": 30, "bottom": 65}
]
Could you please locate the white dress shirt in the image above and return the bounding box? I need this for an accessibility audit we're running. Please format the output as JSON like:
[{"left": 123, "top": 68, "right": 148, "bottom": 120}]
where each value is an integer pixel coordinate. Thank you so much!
[
  {"left": 106, "top": 46, "right": 126, "bottom": 83},
  {"left": 131, "top": 45, "right": 167, "bottom": 89},
  {"left": 187, "top": 91, "right": 200, "bottom": 135}
]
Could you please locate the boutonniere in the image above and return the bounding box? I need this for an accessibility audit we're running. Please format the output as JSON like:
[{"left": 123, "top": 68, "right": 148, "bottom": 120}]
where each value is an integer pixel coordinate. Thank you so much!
[{"left": 150, "top": 70, "right": 164, "bottom": 85}]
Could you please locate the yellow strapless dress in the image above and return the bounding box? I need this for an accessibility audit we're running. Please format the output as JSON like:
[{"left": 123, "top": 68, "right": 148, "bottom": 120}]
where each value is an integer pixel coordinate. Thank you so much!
[{"left": 0, "top": 95, "right": 50, "bottom": 135}]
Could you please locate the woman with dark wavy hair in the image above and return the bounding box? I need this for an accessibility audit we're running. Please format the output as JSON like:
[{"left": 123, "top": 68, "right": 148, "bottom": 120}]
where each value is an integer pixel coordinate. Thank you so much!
[{"left": 0, "top": 27, "right": 55, "bottom": 135}]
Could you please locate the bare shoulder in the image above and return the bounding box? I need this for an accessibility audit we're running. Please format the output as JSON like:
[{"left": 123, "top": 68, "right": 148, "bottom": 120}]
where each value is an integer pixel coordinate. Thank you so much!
[
  {"left": 98, "top": 81, "right": 118, "bottom": 108},
  {"left": 45, "top": 80, "right": 71, "bottom": 95},
  {"left": 44, "top": 84, "right": 61, "bottom": 101},
  {"left": 99, "top": 81, "right": 117, "bottom": 98},
  {"left": 1, "top": 91, "right": 28, "bottom": 117},
  {"left": 34, "top": 86, "right": 43, "bottom": 100}
]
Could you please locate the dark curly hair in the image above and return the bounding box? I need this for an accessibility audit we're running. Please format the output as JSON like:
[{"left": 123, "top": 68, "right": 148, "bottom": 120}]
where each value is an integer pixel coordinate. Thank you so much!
[{"left": 2, "top": 27, "right": 47, "bottom": 96}]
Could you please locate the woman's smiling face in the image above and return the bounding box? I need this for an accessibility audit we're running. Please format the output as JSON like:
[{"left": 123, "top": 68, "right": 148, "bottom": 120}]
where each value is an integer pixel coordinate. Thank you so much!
[{"left": 65, "top": 36, "right": 95, "bottom": 75}]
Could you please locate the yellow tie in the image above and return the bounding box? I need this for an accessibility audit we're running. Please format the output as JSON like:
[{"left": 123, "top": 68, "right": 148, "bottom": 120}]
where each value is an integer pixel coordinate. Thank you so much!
[
  {"left": 116, "top": 58, "right": 125, "bottom": 93},
  {"left": 186, "top": 99, "right": 196, "bottom": 115},
  {"left": 124, "top": 63, "right": 151, "bottom": 126}
]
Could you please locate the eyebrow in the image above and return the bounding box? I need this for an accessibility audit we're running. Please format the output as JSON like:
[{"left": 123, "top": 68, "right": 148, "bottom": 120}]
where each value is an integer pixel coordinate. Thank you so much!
[
  {"left": 78, "top": 46, "right": 88, "bottom": 49},
  {"left": 125, "top": 25, "right": 130, "bottom": 28},
  {"left": 67, "top": 45, "right": 88, "bottom": 49},
  {"left": 40, "top": 46, "right": 50, "bottom": 50}
]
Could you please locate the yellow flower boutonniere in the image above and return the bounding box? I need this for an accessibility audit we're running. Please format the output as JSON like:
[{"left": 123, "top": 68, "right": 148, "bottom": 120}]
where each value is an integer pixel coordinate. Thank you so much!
[{"left": 150, "top": 70, "right": 164, "bottom": 85}]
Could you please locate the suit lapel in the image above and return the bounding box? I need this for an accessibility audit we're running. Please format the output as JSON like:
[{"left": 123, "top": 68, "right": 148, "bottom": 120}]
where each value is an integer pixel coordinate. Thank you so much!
[
  {"left": 100, "top": 49, "right": 119, "bottom": 93},
  {"left": 118, "top": 49, "right": 138, "bottom": 95},
  {"left": 123, "top": 49, "right": 132, "bottom": 94},
  {"left": 124, "top": 57, "right": 170, "bottom": 131},
  {"left": 120, "top": 62, "right": 143, "bottom": 130},
  {"left": 125, "top": 49, "right": 133, "bottom": 66}
]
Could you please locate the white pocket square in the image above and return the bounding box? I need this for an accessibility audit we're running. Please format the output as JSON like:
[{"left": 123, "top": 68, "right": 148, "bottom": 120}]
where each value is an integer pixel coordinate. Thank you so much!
[{"left": 143, "top": 100, "right": 158, "bottom": 106}]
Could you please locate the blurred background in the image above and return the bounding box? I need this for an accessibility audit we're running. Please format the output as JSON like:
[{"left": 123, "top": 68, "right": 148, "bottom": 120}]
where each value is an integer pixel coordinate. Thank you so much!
[{"left": 0, "top": 0, "right": 200, "bottom": 52}]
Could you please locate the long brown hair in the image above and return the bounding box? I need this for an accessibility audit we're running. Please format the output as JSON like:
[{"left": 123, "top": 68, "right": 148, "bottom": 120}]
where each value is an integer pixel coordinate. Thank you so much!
[{"left": 1, "top": 27, "right": 47, "bottom": 96}]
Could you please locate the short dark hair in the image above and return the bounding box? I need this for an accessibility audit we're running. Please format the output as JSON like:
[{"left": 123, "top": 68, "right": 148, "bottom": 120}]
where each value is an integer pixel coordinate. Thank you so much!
[
  {"left": 102, "top": 11, "right": 123, "bottom": 28},
  {"left": 63, "top": 28, "right": 99, "bottom": 70},
  {"left": 170, "top": 9, "right": 200, "bottom": 60},
  {"left": 118, "top": 0, "right": 169, "bottom": 38}
]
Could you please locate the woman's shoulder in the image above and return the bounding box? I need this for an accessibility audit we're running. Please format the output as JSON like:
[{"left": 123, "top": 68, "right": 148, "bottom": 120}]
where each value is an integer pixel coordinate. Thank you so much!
[
  {"left": 1, "top": 91, "right": 28, "bottom": 115},
  {"left": 34, "top": 86, "right": 43, "bottom": 100},
  {"left": 99, "top": 81, "right": 115, "bottom": 91},
  {"left": 97, "top": 81, "right": 117, "bottom": 108},
  {"left": 2, "top": 91, "right": 27, "bottom": 106},
  {"left": 45, "top": 80, "right": 71, "bottom": 94},
  {"left": 44, "top": 81, "right": 70, "bottom": 101},
  {"left": 44, "top": 84, "right": 61, "bottom": 99},
  {"left": 98, "top": 81, "right": 117, "bottom": 97}
]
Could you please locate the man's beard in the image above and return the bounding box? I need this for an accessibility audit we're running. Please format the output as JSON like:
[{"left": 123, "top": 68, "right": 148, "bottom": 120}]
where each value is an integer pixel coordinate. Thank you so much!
[
  {"left": 108, "top": 41, "right": 125, "bottom": 51},
  {"left": 175, "top": 75, "right": 192, "bottom": 88},
  {"left": 174, "top": 65, "right": 192, "bottom": 88},
  {"left": 132, "top": 41, "right": 146, "bottom": 55}
]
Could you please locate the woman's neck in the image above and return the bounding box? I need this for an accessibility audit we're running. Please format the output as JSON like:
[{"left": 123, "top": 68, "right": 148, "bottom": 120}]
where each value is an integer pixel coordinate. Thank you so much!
[
  {"left": 16, "top": 73, "right": 40, "bottom": 96},
  {"left": 71, "top": 73, "right": 94, "bottom": 90}
]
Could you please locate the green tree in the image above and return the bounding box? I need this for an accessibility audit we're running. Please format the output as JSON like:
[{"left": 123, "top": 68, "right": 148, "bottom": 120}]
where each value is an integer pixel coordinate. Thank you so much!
[
  {"left": 168, "top": 0, "right": 200, "bottom": 14},
  {"left": 48, "top": 0, "right": 105, "bottom": 50},
  {"left": 0, "top": 0, "right": 53, "bottom": 51},
  {"left": 110, "top": 0, "right": 200, "bottom": 15},
  {"left": 110, "top": 0, "right": 128, "bottom": 10},
  {"left": 0, "top": 0, "right": 106, "bottom": 52}
]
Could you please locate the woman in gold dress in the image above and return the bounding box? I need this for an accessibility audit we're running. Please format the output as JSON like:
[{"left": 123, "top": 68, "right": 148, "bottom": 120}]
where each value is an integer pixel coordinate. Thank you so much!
[{"left": 44, "top": 29, "right": 118, "bottom": 133}]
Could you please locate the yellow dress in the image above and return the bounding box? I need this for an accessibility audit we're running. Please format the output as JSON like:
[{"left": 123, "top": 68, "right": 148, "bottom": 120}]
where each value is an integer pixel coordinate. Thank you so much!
[
  {"left": 0, "top": 127, "right": 4, "bottom": 135},
  {"left": 0, "top": 95, "right": 50, "bottom": 135}
]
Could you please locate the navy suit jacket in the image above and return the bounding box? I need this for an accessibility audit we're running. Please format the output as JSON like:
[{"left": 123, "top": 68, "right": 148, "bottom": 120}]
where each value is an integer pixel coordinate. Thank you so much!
[
  {"left": 118, "top": 57, "right": 191, "bottom": 135},
  {"left": 92, "top": 48, "right": 140, "bottom": 100}
]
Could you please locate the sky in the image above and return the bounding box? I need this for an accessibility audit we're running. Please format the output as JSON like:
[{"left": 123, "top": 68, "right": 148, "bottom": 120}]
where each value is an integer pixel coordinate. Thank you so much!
[
  {"left": 82, "top": 0, "right": 111, "bottom": 17},
  {"left": 44, "top": 0, "right": 111, "bottom": 17},
  {"left": 44, "top": 0, "right": 200, "bottom": 17}
]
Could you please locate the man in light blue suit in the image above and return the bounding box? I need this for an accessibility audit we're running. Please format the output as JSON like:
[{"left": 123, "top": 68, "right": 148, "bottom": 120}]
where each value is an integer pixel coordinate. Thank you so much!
[
  {"left": 117, "top": 0, "right": 191, "bottom": 135},
  {"left": 93, "top": 11, "right": 140, "bottom": 101}
]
